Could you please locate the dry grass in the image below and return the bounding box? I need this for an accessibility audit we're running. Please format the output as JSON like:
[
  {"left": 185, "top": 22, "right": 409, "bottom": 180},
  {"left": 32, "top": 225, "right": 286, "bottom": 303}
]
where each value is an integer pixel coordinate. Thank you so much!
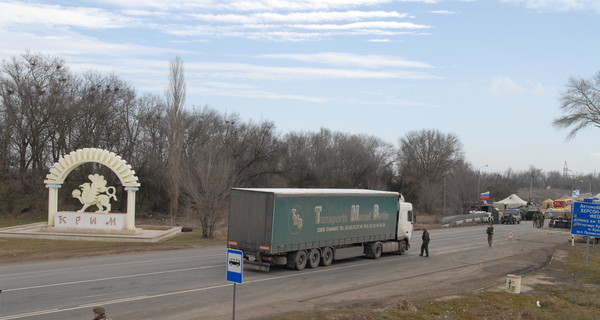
[
  {"left": 0, "top": 216, "right": 46, "bottom": 228},
  {"left": 414, "top": 214, "right": 443, "bottom": 231}
]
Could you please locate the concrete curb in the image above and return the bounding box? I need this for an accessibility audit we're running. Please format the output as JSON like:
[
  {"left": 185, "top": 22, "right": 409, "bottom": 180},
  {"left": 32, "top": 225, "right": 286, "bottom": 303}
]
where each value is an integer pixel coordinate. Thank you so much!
[{"left": 0, "top": 223, "right": 181, "bottom": 243}]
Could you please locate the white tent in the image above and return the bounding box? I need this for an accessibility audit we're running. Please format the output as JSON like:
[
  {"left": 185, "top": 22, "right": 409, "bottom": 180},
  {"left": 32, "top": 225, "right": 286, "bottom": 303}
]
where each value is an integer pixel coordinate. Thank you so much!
[{"left": 494, "top": 194, "right": 528, "bottom": 209}]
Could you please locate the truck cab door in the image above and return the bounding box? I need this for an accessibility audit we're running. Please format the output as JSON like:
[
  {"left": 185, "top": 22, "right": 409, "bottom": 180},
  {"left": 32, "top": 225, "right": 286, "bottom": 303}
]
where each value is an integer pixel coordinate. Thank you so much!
[{"left": 397, "top": 201, "right": 414, "bottom": 240}]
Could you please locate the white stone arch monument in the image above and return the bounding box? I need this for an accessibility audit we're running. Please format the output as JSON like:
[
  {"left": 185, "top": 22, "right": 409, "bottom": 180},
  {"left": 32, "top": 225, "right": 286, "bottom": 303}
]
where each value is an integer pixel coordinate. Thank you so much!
[{"left": 44, "top": 148, "right": 141, "bottom": 231}]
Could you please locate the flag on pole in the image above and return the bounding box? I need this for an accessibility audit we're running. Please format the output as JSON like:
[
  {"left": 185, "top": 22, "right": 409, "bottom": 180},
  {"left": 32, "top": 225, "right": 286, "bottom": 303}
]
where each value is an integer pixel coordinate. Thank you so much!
[
  {"left": 572, "top": 189, "right": 580, "bottom": 198},
  {"left": 480, "top": 191, "right": 490, "bottom": 199}
]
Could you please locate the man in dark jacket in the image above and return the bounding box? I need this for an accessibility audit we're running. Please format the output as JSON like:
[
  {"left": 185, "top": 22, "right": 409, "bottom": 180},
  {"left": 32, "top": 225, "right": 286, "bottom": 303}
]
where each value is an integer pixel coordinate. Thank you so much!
[{"left": 419, "top": 229, "right": 430, "bottom": 257}]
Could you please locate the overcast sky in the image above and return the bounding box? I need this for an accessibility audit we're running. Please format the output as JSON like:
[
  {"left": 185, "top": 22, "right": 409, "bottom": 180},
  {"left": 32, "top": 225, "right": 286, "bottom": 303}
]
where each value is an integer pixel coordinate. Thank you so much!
[{"left": 1, "top": 0, "right": 599, "bottom": 175}]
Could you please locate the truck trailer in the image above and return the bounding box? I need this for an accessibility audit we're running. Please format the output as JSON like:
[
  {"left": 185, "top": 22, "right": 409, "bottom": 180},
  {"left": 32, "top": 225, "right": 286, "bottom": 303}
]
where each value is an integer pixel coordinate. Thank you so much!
[{"left": 227, "top": 188, "right": 414, "bottom": 271}]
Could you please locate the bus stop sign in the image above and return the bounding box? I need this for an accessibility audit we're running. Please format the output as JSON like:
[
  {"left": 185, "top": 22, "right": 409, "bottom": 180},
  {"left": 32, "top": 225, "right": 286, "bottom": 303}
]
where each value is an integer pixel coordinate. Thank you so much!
[{"left": 226, "top": 249, "right": 243, "bottom": 284}]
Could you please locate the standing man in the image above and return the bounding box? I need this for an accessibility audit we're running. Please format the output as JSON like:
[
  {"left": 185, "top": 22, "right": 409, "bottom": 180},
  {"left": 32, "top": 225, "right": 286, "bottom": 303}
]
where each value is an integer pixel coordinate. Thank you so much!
[
  {"left": 419, "top": 229, "right": 430, "bottom": 257},
  {"left": 486, "top": 223, "right": 494, "bottom": 246}
]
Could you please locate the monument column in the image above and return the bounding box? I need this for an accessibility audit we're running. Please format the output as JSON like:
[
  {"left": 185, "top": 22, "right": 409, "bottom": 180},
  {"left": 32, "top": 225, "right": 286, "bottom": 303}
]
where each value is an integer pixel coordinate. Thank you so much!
[
  {"left": 125, "top": 186, "right": 139, "bottom": 230},
  {"left": 45, "top": 184, "right": 62, "bottom": 227}
]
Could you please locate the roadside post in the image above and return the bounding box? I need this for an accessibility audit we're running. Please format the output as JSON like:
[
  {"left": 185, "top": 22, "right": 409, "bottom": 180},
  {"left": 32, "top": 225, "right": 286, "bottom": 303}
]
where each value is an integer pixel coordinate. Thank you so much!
[
  {"left": 226, "top": 249, "right": 243, "bottom": 320},
  {"left": 571, "top": 202, "right": 600, "bottom": 266}
]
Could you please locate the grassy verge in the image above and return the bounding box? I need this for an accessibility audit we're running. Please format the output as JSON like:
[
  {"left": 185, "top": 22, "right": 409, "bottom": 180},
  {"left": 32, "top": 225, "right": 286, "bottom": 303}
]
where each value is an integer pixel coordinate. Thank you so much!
[
  {"left": 0, "top": 217, "right": 223, "bottom": 260},
  {"left": 0, "top": 216, "right": 46, "bottom": 228},
  {"left": 267, "top": 243, "right": 600, "bottom": 320}
]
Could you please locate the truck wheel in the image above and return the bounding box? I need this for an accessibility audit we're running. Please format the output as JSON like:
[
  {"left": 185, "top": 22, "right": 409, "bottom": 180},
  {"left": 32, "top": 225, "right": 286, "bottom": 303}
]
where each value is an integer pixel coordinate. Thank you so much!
[
  {"left": 287, "top": 250, "right": 308, "bottom": 270},
  {"left": 366, "top": 242, "right": 383, "bottom": 259},
  {"left": 397, "top": 241, "right": 406, "bottom": 255},
  {"left": 320, "top": 247, "right": 333, "bottom": 266},
  {"left": 308, "top": 248, "right": 321, "bottom": 268},
  {"left": 373, "top": 242, "right": 383, "bottom": 259}
]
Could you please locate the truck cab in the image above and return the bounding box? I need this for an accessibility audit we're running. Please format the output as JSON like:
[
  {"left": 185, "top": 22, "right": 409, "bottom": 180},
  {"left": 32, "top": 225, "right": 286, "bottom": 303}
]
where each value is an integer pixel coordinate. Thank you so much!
[{"left": 398, "top": 198, "right": 414, "bottom": 242}]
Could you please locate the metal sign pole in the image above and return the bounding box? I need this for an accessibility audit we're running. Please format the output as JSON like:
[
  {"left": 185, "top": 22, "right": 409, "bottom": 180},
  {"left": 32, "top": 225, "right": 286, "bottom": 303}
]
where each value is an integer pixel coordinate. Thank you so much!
[
  {"left": 232, "top": 283, "right": 236, "bottom": 320},
  {"left": 586, "top": 236, "right": 590, "bottom": 267}
]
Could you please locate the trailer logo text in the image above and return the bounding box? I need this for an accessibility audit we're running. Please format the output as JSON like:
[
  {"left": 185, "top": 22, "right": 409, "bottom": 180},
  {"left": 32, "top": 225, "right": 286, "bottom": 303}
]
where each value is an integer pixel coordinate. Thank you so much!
[
  {"left": 315, "top": 204, "right": 390, "bottom": 233},
  {"left": 288, "top": 206, "right": 304, "bottom": 235}
]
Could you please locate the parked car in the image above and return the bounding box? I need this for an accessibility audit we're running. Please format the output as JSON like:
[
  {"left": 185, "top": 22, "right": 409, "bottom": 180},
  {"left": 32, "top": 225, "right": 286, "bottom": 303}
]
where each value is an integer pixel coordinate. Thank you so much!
[{"left": 501, "top": 208, "right": 522, "bottom": 224}]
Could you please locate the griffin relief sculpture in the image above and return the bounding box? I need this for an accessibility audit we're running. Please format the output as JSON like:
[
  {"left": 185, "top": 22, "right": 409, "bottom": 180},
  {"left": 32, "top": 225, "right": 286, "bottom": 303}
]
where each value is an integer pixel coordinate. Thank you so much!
[{"left": 72, "top": 174, "right": 117, "bottom": 213}]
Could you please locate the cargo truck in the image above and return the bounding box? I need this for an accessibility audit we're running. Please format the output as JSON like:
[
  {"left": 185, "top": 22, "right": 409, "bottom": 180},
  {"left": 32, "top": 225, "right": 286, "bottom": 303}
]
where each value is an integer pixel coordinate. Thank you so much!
[{"left": 227, "top": 188, "right": 414, "bottom": 271}]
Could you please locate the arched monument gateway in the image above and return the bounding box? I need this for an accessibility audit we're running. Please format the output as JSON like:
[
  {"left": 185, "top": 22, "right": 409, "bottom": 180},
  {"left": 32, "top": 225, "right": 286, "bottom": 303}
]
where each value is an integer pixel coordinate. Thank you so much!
[{"left": 43, "top": 148, "right": 141, "bottom": 234}]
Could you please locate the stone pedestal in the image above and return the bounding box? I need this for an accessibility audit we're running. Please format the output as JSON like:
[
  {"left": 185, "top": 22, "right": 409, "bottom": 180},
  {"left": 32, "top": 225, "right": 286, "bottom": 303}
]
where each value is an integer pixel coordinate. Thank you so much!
[{"left": 42, "top": 211, "right": 142, "bottom": 235}]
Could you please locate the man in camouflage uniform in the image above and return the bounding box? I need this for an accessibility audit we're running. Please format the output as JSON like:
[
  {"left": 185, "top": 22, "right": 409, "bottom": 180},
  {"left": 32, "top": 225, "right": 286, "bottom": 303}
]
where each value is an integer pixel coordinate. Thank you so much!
[
  {"left": 486, "top": 223, "right": 494, "bottom": 246},
  {"left": 93, "top": 306, "right": 110, "bottom": 320}
]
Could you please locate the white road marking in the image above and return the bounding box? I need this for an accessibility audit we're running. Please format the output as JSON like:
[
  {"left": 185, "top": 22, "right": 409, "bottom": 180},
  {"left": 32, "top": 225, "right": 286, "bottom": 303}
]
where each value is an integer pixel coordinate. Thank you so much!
[{"left": 3, "top": 265, "right": 220, "bottom": 292}]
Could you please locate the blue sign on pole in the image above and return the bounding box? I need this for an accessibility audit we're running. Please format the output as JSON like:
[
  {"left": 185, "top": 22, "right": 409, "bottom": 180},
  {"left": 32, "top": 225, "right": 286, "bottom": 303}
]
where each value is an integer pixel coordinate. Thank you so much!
[
  {"left": 226, "top": 249, "right": 243, "bottom": 284},
  {"left": 571, "top": 202, "right": 600, "bottom": 238}
]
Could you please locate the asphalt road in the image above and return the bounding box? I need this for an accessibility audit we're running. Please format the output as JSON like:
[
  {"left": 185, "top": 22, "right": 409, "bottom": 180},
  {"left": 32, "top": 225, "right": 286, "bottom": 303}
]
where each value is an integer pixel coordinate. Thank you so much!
[{"left": 0, "top": 222, "right": 571, "bottom": 320}]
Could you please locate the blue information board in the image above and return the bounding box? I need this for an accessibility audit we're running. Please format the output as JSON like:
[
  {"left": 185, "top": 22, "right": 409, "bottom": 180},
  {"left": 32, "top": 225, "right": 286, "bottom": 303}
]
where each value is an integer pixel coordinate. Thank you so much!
[
  {"left": 226, "top": 249, "right": 243, "bottom": 284},
  {"left": 571, "top": 202, "right": 600, "bottom": 238}
]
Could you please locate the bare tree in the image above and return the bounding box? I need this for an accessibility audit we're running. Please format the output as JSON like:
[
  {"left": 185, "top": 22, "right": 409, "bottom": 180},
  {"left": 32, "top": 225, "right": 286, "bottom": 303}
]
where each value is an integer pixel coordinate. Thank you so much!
[
  {"left": 329, "top": 133, "right": 395, "bottom": 189},
  {"left": 179, "top": 108, "right": 236, "bottom": 237},
  {"left": 398, "top": 129, "right": 464, "bottom": 183},
  {"left": 165, "top": 57, "right": 186, "bottom": 225},
  {"left": 281, "top": 131, "right": 318, "bottom": 187},
  {"left": 553, "top": 71, "right": 600, "bottom": 140},
  {"left": 229, "top": 119, "right": 283, "bottom": 186},
  {"left": 181, "top": 140, "right": 235, "bottom": 237},
  {"left": 133, "top": 95, "right": 169, "bottom": 213},
  {"left": 67, "top": 72, "right": 135, "bottom": 155},
  {"left": 281, "top": 128, "right": 395, "bottom": 189},
  {"left": 0, "top": 52, "right": 72, "bottom": 176},
  {"left": 397, "top": 129, "right": 464, "bottom": 214}
]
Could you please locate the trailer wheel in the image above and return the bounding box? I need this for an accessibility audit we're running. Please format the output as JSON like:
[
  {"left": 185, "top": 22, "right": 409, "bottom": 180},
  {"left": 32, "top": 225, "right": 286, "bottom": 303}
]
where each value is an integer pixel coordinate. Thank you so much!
[
  {"left": 308, "top": 248, "right": 321, "bottom": 268},
  {"left": 287, "top": 250, "right": 308, "bottom": 270},
  {"left": 320, "top": 247, "right": 334, "bottom": 266}
]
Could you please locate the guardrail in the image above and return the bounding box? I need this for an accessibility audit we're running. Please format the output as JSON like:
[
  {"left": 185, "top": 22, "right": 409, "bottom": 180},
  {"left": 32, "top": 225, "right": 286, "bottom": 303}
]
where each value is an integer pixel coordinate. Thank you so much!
[{"left": 442, "top": 212, "right": 492, "bottom": 227}]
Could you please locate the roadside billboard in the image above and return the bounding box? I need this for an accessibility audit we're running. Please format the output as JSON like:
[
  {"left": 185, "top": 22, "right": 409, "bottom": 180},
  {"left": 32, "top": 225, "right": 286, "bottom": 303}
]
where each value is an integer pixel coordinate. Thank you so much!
[{"left": 571, "top": 202, "right": 600, "bottom": 238}]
